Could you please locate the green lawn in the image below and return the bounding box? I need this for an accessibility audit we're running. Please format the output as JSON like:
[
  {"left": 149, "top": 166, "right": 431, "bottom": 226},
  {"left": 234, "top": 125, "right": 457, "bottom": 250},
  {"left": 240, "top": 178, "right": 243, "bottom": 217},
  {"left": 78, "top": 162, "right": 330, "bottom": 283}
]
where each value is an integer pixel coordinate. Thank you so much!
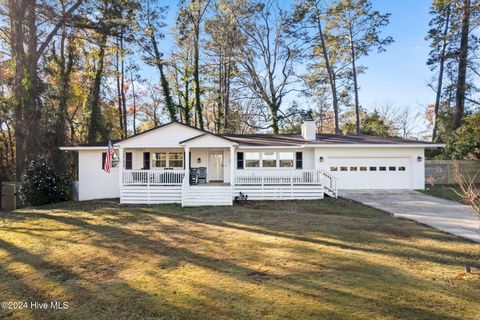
[
  {"left": 0, "top": 199, "right": 479, "bottom": 320},
  {"left": 419, "top": 185, "right": 464, "bottom": 203}
]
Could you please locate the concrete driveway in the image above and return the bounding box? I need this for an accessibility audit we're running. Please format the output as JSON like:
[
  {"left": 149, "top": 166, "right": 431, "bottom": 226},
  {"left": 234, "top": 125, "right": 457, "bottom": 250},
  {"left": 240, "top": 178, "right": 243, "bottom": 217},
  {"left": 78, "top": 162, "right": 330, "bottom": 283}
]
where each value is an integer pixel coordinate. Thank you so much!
[{"left": 340, "top": 190, "right": 480, "bottom": 243}]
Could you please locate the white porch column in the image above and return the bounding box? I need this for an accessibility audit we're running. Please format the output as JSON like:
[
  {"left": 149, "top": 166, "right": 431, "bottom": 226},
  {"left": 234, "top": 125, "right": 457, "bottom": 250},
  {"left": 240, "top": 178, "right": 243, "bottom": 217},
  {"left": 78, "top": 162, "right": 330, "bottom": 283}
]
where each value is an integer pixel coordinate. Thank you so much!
[
  {"left": 118, "top": 147, "right": 124, "bottom": 203},
  {"left": 184, "top": 146, "right": 190, "bottom": 186},
  {"left": 230, "top": 146, "right": 235, "bottom": 187}
]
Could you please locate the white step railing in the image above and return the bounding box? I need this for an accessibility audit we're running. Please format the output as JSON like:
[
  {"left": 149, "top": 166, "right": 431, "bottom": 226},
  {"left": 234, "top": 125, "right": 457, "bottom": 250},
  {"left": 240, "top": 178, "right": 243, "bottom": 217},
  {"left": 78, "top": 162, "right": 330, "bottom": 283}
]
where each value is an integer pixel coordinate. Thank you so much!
[
  {"left": 321, "top": 170, "right": 338, "bottom": 198},
  {"left": 123, "top": 170, "right": 185, "bottom": 185}
]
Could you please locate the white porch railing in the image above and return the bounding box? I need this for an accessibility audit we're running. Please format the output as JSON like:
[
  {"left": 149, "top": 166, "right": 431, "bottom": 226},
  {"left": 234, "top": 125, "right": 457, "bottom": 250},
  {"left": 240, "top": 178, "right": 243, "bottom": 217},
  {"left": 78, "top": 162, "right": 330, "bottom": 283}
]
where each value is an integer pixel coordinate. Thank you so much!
[
  {"left": 235, "top": 169, "right": 323, "bottom": 185},
  {"left": 123, "top": 170, "right": 185, "bottom": 185},
  {"left": 235, "top": 169, "right": 338, "bottom": 197}
]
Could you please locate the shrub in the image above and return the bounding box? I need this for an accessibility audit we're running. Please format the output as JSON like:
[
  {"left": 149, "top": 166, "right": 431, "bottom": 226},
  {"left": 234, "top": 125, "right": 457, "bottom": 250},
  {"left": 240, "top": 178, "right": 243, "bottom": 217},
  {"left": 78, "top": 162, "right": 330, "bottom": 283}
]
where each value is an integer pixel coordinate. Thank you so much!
[{"left": 20, "top": 156, "right": 72, "bottom": 206}]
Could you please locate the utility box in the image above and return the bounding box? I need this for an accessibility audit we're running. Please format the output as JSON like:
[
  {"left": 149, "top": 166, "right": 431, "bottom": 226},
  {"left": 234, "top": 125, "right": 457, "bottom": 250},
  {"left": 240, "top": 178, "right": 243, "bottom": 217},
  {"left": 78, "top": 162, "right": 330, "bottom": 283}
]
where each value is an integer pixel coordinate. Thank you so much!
[{"left": 1, "top": 182, "right": 21, "bottom": 211}]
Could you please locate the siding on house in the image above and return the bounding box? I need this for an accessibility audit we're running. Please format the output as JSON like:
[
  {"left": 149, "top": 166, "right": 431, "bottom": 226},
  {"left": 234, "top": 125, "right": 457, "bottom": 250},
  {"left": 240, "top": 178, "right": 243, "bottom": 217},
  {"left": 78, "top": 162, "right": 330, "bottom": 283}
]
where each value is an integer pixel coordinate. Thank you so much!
[{"left": 78, "top": 150, "right": 119, "bottom": 201}]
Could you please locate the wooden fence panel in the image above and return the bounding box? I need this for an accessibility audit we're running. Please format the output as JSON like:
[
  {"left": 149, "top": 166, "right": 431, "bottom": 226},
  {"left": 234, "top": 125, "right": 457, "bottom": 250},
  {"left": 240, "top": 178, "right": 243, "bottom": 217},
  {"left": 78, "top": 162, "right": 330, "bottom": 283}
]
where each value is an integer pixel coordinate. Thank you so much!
[{"left": 425, "top": 160, "right": 480, "bottom": 185}]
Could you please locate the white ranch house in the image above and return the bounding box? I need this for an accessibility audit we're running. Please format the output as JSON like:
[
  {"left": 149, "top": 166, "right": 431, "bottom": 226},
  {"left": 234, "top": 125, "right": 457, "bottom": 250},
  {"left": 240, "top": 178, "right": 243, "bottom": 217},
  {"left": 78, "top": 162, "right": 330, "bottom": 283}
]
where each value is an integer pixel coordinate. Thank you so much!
[{"left": 61, "top": 121, "right": 443, "bottom": 206}]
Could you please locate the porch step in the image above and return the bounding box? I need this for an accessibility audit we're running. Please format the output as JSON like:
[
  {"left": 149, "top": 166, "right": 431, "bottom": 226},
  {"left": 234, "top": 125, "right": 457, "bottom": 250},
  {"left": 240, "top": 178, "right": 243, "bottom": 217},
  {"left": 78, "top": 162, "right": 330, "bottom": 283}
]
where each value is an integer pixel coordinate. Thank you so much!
[
  {"left": 182, "top": 185, "right": 233, "bottom": 207},
  {"left": 324, "top": 187, "right": 337, "bottom": 198}
]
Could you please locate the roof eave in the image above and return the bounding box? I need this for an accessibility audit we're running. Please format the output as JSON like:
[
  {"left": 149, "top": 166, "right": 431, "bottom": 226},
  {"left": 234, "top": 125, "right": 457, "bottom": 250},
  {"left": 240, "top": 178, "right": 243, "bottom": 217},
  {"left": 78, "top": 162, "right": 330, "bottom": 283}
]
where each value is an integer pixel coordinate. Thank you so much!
[
  {"left": 60, "top": 146, "right": 118, "bottom": 151},
  {"left": 305, "top": 143, "right": 446, "bottom": 148}
]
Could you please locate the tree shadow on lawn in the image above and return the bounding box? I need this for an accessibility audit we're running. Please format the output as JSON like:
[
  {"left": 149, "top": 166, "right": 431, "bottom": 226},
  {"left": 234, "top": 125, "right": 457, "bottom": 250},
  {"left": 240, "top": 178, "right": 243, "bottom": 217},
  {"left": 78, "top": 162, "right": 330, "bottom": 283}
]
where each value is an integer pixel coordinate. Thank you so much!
[
  {"left": 0, "top": 199, "right": 478, "bottom": 319},
  {"left": 136, "top": 206, "right": 479, "bottom": 268}
]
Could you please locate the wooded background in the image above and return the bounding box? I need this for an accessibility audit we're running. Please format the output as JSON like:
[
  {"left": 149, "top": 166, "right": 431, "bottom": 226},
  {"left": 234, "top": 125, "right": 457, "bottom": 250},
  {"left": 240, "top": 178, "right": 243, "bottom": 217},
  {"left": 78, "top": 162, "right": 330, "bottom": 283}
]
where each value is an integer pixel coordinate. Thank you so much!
[{"left": 0, "top": 0, "right": 479, "bottom": 182}]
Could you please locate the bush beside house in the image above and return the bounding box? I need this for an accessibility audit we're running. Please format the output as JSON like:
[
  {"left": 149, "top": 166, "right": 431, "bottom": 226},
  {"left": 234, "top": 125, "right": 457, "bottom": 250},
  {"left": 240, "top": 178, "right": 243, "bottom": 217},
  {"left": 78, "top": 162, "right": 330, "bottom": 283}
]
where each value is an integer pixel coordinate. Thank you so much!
[{"left": 20, "top": 157, "right": 71, "bottom": 206}]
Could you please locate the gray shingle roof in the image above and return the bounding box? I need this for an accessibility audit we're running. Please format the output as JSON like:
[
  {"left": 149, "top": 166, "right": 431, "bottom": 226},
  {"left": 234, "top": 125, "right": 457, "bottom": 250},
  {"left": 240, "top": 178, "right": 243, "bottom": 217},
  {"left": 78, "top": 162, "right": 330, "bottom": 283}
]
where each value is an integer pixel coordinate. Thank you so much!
[
  {"left": 224, "top": 133, "right": 437, "bottom": 146},
  {"left": 68, "top": 121, "right": 439, "bottom": 148}
]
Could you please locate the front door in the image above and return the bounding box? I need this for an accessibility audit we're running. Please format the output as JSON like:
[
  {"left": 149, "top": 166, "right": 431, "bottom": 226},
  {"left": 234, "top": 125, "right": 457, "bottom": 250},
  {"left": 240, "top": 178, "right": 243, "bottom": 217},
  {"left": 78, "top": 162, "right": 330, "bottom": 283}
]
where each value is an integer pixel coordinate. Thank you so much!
[{"left": 209, "top": 152, "right": 224, "bottom": 182}]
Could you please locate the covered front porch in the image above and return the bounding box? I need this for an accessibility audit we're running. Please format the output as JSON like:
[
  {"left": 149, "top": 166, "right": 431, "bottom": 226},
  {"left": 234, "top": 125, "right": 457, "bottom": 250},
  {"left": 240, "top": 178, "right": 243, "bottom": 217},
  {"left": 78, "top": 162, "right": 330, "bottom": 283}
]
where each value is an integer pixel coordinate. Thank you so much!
[
  {"left": 118, "top": 133, "right": 238, "bottom": 206},
  {"left": 116, "top": 132, "right": 336, "bottom": 206}
]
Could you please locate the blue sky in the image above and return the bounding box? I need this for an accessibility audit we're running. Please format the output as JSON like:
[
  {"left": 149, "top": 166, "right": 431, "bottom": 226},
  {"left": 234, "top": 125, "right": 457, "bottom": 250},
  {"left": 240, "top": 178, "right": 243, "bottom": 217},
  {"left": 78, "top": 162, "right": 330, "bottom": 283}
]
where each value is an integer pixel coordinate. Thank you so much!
[
  {"left": 359, "top": 0, "right": 434, "bottom": 111},
  {"left": 151, "top": 0, "right": 436, "bottom": 128}
]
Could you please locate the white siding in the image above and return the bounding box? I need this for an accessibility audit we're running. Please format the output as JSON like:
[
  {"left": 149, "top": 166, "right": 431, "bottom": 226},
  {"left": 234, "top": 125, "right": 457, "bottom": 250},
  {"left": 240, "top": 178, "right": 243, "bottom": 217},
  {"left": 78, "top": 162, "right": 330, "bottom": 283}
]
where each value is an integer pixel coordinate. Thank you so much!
[
  {"left": 118, "top": 123, "right": 203, "bottom": 148},
  {"left": 233, "top": 185, "right": 324, "bottom": 200},
  {"left": 78, "top": 150, "right": 119, "bottom": 201},
  {"left": 121, "top": 185, "right": 182, "bottom": 204},
  {"left": 182, "top": 185, "right": 232, "bottom": 206},
  {"left": 181, "top": 134, "right": 236, "bottom": 148}
]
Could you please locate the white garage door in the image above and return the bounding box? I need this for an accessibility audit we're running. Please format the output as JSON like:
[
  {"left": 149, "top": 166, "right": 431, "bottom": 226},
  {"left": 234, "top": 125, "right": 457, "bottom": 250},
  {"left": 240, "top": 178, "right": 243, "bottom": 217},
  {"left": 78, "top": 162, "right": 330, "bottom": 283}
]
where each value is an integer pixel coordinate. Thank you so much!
[{"left": 328, "top": 157, "right": 412, "bottom": 189}]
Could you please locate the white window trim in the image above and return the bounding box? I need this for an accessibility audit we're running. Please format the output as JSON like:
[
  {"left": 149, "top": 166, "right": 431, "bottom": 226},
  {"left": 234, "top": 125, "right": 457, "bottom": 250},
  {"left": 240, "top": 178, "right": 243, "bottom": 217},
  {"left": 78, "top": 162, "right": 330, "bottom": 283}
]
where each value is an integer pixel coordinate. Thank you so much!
[
  {"left": 244, "top": 151, "right": 295, "bottom": 169},
  {"left": 151, "top": 152, "right": 184, "bottom": 169}
]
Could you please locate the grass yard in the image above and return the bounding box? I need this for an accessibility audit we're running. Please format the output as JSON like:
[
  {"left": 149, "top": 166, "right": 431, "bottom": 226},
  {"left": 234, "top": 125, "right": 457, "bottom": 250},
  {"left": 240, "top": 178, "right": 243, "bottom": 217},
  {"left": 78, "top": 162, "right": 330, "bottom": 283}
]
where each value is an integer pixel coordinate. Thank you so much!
[
  {"left": 0, "top": 199, "right": 479, "bottom": 320},
  {"left": 419, "top": 185, "right": 464, "bottom": 203}
]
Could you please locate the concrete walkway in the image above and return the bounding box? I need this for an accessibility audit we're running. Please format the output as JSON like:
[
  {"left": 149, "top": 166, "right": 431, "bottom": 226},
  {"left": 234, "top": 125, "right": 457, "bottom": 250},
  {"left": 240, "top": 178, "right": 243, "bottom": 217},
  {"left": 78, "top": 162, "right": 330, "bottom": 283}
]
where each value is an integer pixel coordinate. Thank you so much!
[{"left": 340, "top": 190, "right": 480, "bottom": 243}]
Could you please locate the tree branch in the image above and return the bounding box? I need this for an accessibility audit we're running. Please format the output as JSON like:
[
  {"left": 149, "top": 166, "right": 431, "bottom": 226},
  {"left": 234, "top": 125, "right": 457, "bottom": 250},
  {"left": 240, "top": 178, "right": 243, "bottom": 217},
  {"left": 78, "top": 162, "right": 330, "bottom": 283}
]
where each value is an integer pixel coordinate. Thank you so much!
[{"left": 35, "top": 0, "right": 84, "bottom": 62}]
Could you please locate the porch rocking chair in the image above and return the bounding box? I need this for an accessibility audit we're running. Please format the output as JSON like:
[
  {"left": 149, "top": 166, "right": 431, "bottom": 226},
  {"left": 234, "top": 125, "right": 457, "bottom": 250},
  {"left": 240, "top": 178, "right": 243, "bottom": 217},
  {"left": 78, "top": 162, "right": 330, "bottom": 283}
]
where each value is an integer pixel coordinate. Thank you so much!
[
  {"left": 190, "top": 168, "right": 199, "bottom": 185},
  {"left": 198, "top": 167, "right": 207, "bottom": 184}
]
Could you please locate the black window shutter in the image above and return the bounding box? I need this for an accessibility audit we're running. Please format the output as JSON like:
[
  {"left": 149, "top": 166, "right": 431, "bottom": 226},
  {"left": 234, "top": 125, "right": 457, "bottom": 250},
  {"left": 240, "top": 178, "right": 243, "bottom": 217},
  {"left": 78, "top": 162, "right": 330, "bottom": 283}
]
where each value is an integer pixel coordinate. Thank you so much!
[
  {"left": 295, "top": 152, "right": 303, "bottom": 169},
  {"left": 125, "top": 152, "right": 132, "bottom": 170},
  {"left": 237, "top": 152, "right": 244, "bottom": 169},
  {"left": 143, "top": 152, "right": 150, "bottom": 169},
  {"left": 102, "top": 152, "right": 106, "bottom": 169}
]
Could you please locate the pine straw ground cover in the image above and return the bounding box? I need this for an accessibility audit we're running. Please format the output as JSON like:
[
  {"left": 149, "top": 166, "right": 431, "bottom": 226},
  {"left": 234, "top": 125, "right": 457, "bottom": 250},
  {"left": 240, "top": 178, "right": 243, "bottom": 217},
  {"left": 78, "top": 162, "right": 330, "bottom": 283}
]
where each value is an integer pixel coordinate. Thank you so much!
[{"left": 0, "top": 199, "right": 478, "bottom": 320}]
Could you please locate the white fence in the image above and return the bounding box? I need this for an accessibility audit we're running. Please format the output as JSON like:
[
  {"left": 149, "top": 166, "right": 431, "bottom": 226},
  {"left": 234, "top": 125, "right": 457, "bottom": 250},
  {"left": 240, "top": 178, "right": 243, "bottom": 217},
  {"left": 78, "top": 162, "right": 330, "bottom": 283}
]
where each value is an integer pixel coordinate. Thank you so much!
[
  {"left": 235, "top": 169, "right": 337, "bottom": 198},
  {"left": 122, "top": 170, "right": 185, "bottom": 185},
  {"left": 235, "top": 169, "right": 323, "bottom": 185}
]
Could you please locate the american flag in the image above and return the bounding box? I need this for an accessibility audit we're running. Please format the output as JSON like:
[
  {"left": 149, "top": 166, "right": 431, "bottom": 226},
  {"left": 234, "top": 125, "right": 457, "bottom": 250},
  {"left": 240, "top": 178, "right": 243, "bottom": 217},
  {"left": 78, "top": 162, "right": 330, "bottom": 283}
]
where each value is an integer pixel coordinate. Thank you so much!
[{"left": 103, "top": 140, "right": 116, "bottom": 173}]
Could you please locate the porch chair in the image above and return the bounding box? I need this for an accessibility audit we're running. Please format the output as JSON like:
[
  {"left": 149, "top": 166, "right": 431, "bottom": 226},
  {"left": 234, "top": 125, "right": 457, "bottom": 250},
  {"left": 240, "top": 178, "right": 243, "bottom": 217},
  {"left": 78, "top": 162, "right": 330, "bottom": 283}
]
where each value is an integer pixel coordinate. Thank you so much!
[
  {"left": 198, "top": 167, "right": 207, "bottom": 184},
  {"left": 190, "top": 168, "right": 199, "bottom": 185}
]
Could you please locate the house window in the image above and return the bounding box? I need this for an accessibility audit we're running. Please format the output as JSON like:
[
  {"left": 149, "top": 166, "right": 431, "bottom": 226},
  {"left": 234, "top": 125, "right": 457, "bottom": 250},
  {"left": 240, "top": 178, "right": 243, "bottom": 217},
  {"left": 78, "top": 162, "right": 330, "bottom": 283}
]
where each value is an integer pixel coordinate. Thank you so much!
[
  {"left": 360, "top": 166, "right": 367, "bottom": 171},
  {"left": 152, "top": 153, "right": 167, "bottom": 168},
  {"left": 245, "top": 152, "right": 260, "bottom": 167},
  {"left": 379, "top": 166, "right": 387, "bottom": 171},
  {"left": 102, "top": 153, "right": 118, "bottom": 169},
  {"left": 369, "top": 167, "right": 377, "bottom": 171},
  {"left": 350, "top": 167, "right": 358, "bottom": 171},
  {"left": 262, "top": 152, "right": 277, "bottom": 167},
  {"left": 169, "top": 153, "right": 183, "bottom": 168},
  {"left": 237, "top": 152, "right": 244, "bottom": 169},
  {"left": 398, "top": 166, "right": 406, "bottom": 171},
  {"left": 389, "top": 166, "right": 396, "bottom": 171},
  {"left": 125, "top": 152, "right": 132, "bottom": 170},
  {"left": 340, "top": 167, "right": 348, "bottom": 171},
  {"left": 279, "top": 152, "right": 294, "bottom": 168},
  {"left": 330, "top": 167, "right": 338, "bottom": 171},
  {"left": 295, "top": 152, "right": 303, "bottom": 169}
]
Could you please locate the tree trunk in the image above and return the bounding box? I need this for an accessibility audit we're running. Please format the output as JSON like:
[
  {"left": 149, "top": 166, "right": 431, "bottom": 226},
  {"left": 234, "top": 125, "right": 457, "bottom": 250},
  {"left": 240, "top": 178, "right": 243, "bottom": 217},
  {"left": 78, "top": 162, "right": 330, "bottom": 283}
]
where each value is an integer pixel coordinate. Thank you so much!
[
  {"left": 130, "top": 69, "right": 137, "bottom": 135},
  {"left": 454, "top": 0, "right": 470, "bottom": 129},
  {"left": 193, "top": 26, "right": 203, "bottom": 129},
  {"left": 316, "top": 13, "right": 340, "bottom": 134},
  {"left": 87, "top": 33, "right": 108, "bottom": 144},
  {"left": 10, "top": 0, "right": 27, "bottom": 179},
  {"left": 349, "top": 23, "right": 361, "bottom": 135},
  {"left": 224, "top": 60, "right": 231, "bottom": 132},
  {"left": 116, "top": 37, "right": 124, "bottom": 139},
  {"left": 432, "top": 2, "right": 451, "bottom": 141},
  {"left": 120, "top": 35, "right": 127, "bottom": 137},
  {"left": 151, "top": 34, "right": 177, "bottom": 121},
  {"left": 53, "top": 31, "right": 74, "bottom": 171},
  {"left": 270, "top": 103, "right": 280, "bottom": 134}
]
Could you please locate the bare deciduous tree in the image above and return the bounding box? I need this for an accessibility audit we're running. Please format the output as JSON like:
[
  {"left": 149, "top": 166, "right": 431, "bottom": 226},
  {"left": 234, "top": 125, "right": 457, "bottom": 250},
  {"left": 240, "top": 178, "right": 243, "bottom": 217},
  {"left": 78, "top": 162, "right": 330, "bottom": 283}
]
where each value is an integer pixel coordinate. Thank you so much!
[{"left": 453, "top": 160, "right": 480, "bottom": 223}]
